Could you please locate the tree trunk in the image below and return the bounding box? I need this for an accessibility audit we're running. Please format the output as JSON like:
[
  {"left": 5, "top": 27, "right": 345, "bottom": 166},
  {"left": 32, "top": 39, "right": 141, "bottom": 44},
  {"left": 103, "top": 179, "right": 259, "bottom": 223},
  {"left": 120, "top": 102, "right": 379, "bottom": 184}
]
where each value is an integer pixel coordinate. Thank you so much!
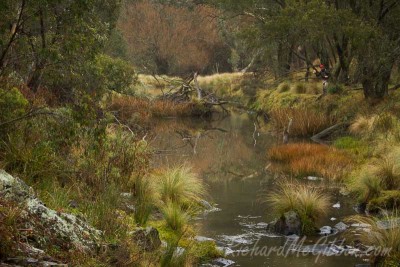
[{"left": 362, "top": 64, "right": 393, "bottom": 99}]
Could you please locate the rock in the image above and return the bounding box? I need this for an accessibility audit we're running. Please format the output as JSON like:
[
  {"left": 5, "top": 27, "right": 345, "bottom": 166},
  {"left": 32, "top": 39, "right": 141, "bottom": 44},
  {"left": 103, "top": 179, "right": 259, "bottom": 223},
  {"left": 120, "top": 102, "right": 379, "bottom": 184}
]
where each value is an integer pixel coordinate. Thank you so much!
[
  {"left": 199, "top": 199, "right": 213, "bottom": 210},
  {"left": 194, "top": 236, "right": 215, "bottom": 242},
  {"left": 334, "top": 222, "right": 349, "bottom": 232},
  {"left": 330, "top": 217, "right": 337, "bottom": 221},
  {"left": 306, "top": 176, "right": 323, "bottom": 181},
  {"left": 319, "top": 226, "right": 333, "bottom": 235},
  {"left": 131, "top": 227, "right": 161, "bottom": 251},
  {"left": 0, "top": 170, "right": 102, "bottom": 252},
  {"left": 174, "top": 247, "right": 185, "bottom": 258},
  {"left": 4, "top": 257, "right": 67, "bottom": 267},
  {"left": 332, "top": 202, "right": 341, "bottom": 209},
  {"left": 376, "top": 218, "right": 400, "bottom": 230},
  {"left": 211, "top": 258, "right": 235, "bottom": 267},
  {"left": 267, "top": 210, "right": 301, "bottom": 236}
]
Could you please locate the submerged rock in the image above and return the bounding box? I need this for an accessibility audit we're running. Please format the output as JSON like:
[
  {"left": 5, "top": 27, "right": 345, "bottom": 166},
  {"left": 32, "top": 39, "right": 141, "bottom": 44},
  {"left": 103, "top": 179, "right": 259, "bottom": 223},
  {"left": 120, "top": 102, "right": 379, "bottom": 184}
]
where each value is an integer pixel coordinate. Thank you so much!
[
  {"left": 0, "top": 170, "right": 102, "bottom": 252},
  {"left": 211, "top": 258, "right": 235, "bottom": 267},
  {"left": 195, "top": 236, "right": 215, "bottom": 242},
  {"left": 334, "top": 222, "right": 349, "bottom": 232},
  {"left": 131, "top": 227, "right": 161, "bottom": 251}
]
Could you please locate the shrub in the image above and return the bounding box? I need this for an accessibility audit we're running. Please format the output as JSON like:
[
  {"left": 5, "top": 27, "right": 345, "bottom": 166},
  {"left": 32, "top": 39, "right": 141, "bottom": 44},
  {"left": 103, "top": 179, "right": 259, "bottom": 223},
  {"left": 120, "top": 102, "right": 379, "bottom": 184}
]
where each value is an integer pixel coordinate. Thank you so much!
[
  {"left": 348, "top": 167, "right": 383, "bottom": 203},
  {"left": 270, "top": 108, "right": 333, "bottom": 137},
  {"left": 154, "top": 165, "right": 206, "bottom": 205},
  {"left": 0, "top": 199, "right": 21, "bottom": 259},
  {"left": 266, "top": 182, "right": 330, "bottom": 234},
  {"left": 0, "top": 88, "right": 29, "bottom": 123}
]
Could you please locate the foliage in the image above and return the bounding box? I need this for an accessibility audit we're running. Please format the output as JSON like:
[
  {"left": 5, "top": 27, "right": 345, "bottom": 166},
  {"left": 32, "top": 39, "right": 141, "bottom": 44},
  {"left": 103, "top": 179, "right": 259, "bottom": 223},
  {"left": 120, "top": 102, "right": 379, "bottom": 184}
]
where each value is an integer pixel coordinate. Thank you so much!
[
  {"left": 0, "top": 199, "right": 21, "bottom": 259},
  {"left": 327, "top": 84, "right": 343, "bottom": 95},
  {"left": 94, "top": 54, "right": 137, "bottom": 95},
  {"left": 134, "top": 176, "right": 159, "bottom": 226},
  {"left": 0, "top": 88, "right": 29, "bottom": 123}
]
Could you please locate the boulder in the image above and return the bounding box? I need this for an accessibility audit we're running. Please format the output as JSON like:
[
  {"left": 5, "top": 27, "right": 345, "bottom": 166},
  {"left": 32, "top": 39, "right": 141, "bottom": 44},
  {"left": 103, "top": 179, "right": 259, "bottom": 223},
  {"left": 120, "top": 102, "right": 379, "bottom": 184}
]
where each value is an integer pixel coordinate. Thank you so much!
[
  {"left": 334, "top": 222, "right": 349, "bottom": 232},
  {"left": 0, "top": 170, "right": 102, "bottom": 252},
  {"left": 267, "top": 210, "right": 301, "bottom": 235},
  {"left": 131, "top": 227, "right": 161, "bottom": 251}
]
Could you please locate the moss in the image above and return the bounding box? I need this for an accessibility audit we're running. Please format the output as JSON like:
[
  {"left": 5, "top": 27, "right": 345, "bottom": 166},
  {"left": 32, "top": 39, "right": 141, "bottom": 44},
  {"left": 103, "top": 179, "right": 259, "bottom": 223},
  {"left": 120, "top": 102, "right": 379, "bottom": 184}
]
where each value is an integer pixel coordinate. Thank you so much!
[
  {"left": 367, "top": 190, "right": 400, "bottom": 213},
  {"left": 189, "top": 240, "right": 223, "bottom": 263},
  {"left": 333, "top": 136, "right": 370, "bottom": 159}
]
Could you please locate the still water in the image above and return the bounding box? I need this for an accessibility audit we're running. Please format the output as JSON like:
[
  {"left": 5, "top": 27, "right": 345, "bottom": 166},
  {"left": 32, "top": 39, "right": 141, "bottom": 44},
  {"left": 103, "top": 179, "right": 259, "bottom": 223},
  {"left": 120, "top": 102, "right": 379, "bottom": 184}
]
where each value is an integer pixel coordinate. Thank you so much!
[{"left": 151, "top": 112, "right": 365, "bottom": 267}]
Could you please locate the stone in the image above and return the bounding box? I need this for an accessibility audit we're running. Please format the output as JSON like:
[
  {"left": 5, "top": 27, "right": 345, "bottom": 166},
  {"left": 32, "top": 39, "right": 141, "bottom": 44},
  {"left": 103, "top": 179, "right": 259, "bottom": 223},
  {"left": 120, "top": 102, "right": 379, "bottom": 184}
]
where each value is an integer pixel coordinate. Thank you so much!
[
  {"left": 334, "top": 222, "right": 349, "bottom": 232},
  {"left": 194, "top": 236, "right": 215, "bottom": 242},
  {"left": 319, "top": 226, "right": 333, "bottom": 235},
  {"left": 267, "top": 210, "right": 301, "bottom": 235},
  {"left": 332, "top": 202, "right": 341, "bottom": 209},
  {"left": 0, "top": 170, "right": 102, "bottom": 252},
  {"left": 211, "top": 258, "right": 235, "bottom": 267},
  {"left": 131, "top": 227, "right": 161, "bottom": 251}
]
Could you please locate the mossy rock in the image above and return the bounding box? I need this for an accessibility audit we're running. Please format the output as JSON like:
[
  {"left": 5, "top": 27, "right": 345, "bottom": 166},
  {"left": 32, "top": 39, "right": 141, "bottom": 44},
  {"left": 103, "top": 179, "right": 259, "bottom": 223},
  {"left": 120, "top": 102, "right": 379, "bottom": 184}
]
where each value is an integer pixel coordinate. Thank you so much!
[{"left": 367, "top": 190, "right": 400, "bottom": 214}]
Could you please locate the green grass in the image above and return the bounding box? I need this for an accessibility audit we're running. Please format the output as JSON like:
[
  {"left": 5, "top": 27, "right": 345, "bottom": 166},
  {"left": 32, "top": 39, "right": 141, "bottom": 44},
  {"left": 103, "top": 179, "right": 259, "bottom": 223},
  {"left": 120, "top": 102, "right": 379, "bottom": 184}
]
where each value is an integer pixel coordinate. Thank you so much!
[
  {"left": 161, "top": 202, "right": 190, "bottom": 233},
  {"left": 154, "top": 165, "right": 206, "bottom": 205}
]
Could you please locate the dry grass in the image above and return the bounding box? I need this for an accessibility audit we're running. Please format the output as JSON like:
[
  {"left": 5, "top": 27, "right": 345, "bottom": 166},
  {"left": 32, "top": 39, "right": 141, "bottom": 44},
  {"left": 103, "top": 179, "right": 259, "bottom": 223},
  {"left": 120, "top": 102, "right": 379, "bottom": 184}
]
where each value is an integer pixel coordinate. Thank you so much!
[
  {"left": 345, "top": 214, "right": 400, "bottom": 265},
  {"left": 268, "top": 143, "right": 353, "bottom": 180},
  {"left": 349, "top": 115, "right": 376, "bottom": 136},
  {"left": 270, "top": 108, "right": 333, "bottom": 136}
]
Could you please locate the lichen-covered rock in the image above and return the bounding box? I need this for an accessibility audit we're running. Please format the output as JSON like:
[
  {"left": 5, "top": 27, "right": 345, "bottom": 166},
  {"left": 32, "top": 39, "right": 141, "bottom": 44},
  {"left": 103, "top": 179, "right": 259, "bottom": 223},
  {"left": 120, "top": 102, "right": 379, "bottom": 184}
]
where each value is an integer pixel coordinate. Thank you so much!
[
  {"left": 0, "top": 170, "right": 102, "bottom": 252},
  {"left": 130, "top": 226, "right": 161, "bottom": 251}
]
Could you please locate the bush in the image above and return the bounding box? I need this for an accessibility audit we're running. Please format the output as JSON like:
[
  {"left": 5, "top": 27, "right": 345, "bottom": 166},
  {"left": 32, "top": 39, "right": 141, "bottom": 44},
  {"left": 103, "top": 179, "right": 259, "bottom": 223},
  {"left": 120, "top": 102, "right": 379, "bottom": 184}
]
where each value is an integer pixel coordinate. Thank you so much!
[
  {"left": 0, "top": 88, "right": 28, "bottom": 123},
  {"left": 94, "top": 54, "right": 137, "bottom": 95}
]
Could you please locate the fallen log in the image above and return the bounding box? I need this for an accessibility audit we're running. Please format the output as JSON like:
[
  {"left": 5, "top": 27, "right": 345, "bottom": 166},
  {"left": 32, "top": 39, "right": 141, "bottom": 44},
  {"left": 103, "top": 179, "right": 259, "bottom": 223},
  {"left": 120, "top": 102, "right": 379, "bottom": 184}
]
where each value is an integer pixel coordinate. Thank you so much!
[{"left": 311, "top": 122, "right": 350, "bottom": 143}]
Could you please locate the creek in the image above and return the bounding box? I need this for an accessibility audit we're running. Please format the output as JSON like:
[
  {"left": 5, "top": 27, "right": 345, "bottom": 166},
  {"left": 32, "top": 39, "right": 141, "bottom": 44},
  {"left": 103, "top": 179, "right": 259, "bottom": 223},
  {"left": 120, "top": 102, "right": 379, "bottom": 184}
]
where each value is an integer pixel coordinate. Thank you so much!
[{"left": 151, "top": 111, "right": 365, "bottom": 267}]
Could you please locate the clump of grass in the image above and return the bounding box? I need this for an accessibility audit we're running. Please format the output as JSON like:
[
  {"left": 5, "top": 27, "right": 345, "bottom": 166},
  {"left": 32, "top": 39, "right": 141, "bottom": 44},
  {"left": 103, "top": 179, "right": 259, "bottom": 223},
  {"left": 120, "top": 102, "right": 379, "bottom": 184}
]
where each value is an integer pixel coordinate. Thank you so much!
[
  {"left": 268, "top": 143, "right": 353, "bottom": 180},
  {"left": 154, "top": 165, "right": 206, "bottom": 205},
  {"left": 349, "top": 115, "right": 376, "bottom": 136},
  {"left": 266, "top": 182, "right": 330, "bottom": 234},
  {"left": 333, "top": 136, "right": 370, "bottom": 158},
  {"left": 277, "top": 82, "right": 290, "bottom": 93},
  {"left": 161, "top": 202, "right": 190, "bottom": 232},
  {"left": 270, "top": 108, "right": 333, "bottom": 136},
  {"left": 0, "top": 199, "right": 21, "bottom": 259},
  {"left": 373, "top": 112, "right": 398, "bottom": 134},
  {"left": 290, "top": 82, "right": 307, "bottom": 94},
  {"left": 134, "top": 176, "right": 159, "bottom": 226},
  {"left": 346, "top": 214, "right": 400, "bottom": 265},
  {"left": 348, "top": 168, "right": 383, "bottom": 203}
]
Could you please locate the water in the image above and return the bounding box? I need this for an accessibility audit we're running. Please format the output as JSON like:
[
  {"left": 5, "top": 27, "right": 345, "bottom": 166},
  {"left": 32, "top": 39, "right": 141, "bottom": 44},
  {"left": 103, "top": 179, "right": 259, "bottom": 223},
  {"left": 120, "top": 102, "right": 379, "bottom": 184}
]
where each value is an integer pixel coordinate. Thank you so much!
[{"left": 151, "top": 112, "right": 365, "bottom": 267}]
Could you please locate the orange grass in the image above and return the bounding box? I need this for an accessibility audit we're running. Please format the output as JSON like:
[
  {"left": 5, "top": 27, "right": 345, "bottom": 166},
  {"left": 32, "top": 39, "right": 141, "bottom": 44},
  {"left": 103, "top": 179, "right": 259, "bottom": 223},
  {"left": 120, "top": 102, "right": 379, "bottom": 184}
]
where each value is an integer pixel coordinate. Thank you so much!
[
  {"left": 268, "top": 143, "right": 353, "bottom": 180},
  {"left": 270, "top": 108, "right": 333, "bottom": 137}
]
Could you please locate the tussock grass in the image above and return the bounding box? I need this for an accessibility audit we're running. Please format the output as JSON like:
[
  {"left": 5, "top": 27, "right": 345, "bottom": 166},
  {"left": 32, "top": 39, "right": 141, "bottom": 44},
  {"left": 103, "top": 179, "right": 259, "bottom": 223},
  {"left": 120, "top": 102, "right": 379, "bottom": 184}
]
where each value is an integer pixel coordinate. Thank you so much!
[
  {"left": 154, "top": 165, "right": 206, "bottom": 205},
  {"left": 161, "top": 202, "right": 190, "bottom": 232},
  {"left": 290, "top": 82, "right": 307, "bottom": 94},
  {"left": 266, "top": 182, "right": 330, "bottom": 233},
  {"left": 268, "top": 143, "right": 353, "bottom": 180},
  {"left": 346, "top": 214, "right": 400, "bottom": 265},
  {"left": 270, "top": 108, "right": 333, "bottom": 136},
  {"left": 350, "top": 113, "right": 399, "bottom": 138},
  {"left": 134, "top": 176, "right": 159, "bottom": 226},
  {"left": 0, "top": 199, "right": 21, "bottom": 258},
  {"left": 349, "top": 115, "right": 376, "bottom": 136},
  {"left": 277, "top": 82, "right": 290, "bottom": 93}
]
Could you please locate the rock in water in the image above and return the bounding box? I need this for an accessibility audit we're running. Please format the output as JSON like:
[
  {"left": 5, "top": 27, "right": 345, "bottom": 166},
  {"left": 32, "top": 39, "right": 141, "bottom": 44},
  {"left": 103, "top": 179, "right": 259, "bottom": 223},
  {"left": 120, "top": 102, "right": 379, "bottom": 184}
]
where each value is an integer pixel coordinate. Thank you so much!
[
  {"left": 334, "top": 222, "right": 349, "bottom": 232},
  {"left": 131, "top": 227, "right": 161, "bottom": 251},
  {"left": 0, "top": 170, "right": 102, "bottom": 252},
  {"left": 267, "top": 210, "right": 301, "bottom": 235}
]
